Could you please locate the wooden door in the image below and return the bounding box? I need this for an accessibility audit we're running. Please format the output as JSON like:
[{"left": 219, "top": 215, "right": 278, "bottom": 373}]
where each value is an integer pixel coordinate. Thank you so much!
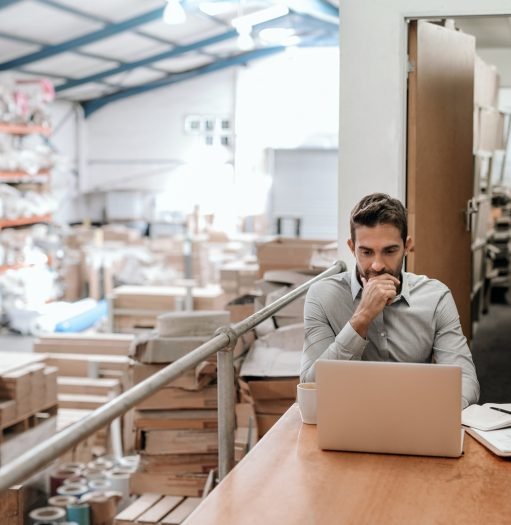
[{"left": 407, "top": 20, "right": 475, "bottom": 338}]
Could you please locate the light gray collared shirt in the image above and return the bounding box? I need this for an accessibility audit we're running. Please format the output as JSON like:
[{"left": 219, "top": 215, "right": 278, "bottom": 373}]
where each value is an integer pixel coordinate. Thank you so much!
[{"left": 300, "top": 268, "right": 480, "bottom": 408}]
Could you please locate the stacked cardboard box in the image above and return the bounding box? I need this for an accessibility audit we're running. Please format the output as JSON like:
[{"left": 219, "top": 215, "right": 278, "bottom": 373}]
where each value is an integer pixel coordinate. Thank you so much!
[
  {"left": 255, "top": 237, "right": 335, "bottom": 277},
  {"left": 33, "top": 333, "right": 134, "bottom": 456},
  {"left": 111, "top": 285, "right": 226, "bottom": 333},
  {"left": 474, "top": 55, "right": 505, "bottom": 153},
  {"left": 148, "top": 236, "right": 212, "bottom": 287},
  {"left": 254, "top": 268, "right": 322, "bottom": 329},
  {"left": 0, "top": 354, "right": 58, "bottom": 434},
  {"left": 130, "top": 311, "right": 230, "bottom": 497},
  {"left": 219, "top": 260, "right": 259, "bottom": 298},
  {"left": 239, "top": 324, "right": 303, "bottom": 437}
]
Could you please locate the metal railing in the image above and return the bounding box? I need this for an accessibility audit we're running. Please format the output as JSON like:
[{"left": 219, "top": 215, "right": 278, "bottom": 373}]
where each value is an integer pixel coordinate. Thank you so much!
[{"left": 0, "top": 260, "right": 345, "bottom": 492}]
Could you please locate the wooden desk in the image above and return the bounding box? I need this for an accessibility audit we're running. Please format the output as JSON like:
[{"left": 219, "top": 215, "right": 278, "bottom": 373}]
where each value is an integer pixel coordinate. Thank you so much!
[{"left": 184, "top": 404, "right": 511, "bottom": 525}]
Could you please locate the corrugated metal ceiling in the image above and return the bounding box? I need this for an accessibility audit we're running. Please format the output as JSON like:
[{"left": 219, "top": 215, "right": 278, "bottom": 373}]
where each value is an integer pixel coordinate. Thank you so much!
[{"left": 0, "top": 0, "right": 339, "bottom": 116}]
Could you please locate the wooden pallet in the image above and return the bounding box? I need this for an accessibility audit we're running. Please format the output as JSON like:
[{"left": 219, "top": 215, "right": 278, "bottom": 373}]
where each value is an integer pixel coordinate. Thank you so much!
[
  {"left": 0, "top": 404, "right": 58, "bottom": 443},
  {"left": 114, "top": 494, "right": 202, "bottom": 524}
]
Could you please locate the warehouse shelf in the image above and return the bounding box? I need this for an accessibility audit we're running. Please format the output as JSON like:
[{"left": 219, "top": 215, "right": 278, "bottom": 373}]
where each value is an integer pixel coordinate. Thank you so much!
[
  {"left": 0, "top": 213, "right": 52, "bottom": 229},
  {"left": 0, "top": 169, "right": 50, "bottom": 183},
  {"left": 0, "top": 123, "right": 52, "bottom": 136}
]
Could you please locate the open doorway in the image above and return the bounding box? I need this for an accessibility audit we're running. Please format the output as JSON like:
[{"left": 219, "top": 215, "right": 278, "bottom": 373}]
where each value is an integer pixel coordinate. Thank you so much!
[{"left": 406, "top": 16, "right": 511, "bottom": 403}]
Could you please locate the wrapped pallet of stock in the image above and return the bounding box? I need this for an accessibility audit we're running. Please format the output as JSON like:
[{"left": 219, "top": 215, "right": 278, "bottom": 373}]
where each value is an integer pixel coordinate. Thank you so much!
[{"left": 129, "top": 311, "right": 232, "bottom": 498}]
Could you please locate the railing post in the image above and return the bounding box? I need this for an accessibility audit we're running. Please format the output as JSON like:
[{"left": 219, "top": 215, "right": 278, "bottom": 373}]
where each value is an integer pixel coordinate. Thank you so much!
[{"left": 215, "top": 326, "right": 238, "bottom": 481}]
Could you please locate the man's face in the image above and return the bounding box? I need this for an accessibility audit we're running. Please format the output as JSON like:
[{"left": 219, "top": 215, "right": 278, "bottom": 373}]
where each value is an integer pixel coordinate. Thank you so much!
[{"left": 347, "top": 223, "right": 412, "bottom": 281}]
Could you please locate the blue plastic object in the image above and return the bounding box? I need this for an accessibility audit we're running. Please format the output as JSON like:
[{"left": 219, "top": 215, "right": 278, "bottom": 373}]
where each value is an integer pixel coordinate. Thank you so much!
[{"left": 55, "top": 300, "right": 108, "bottom": 333}]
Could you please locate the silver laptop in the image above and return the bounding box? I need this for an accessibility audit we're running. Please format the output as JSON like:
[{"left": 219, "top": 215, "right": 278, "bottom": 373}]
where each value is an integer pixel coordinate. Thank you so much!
[{"left": 316, "top": 360, "right": 463, "bottom": 458}]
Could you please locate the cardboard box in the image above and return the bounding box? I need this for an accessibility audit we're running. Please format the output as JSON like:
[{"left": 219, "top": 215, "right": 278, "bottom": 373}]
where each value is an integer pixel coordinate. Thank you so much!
[
  {"left": 245, "top": 378, "right": 299, "bottom": 400},
  {"left": 138, "top": 453, "right": 218, "bottom": 474},
  {"left": 136, "top": 385, "right": 218, "bottom": 411},
  {"left": 256, "top": 237, "right": 333, "bottom": 277},
  {"left": 474, "top": 55, "right": 499, "bottom": 108},
  {"left": 240, "top": 324, "right": 304, "bottom": 378},
  {"left": 130, "top": 472, "right": 208, "bottom": 497},
  {"left": 256, "top": 413, "right": 281, "bottom": 437},
  {"left": 478, "top": 107, "right": 505, "bottom": 151},
  {"left": 133, "top": 362, "right": 215, "bottom": 391},
  {"left": 143, "top": 428, "right": 218, "bottom": 455}
]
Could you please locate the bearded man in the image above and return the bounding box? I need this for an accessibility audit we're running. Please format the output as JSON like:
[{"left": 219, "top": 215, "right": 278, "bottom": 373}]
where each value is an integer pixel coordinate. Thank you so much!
[{"left": 300, "top": 193, "right": 479, "bottom": 408}]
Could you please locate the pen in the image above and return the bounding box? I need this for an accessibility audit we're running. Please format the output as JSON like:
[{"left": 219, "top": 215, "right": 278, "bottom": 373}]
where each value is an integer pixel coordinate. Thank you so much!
[{"left": 490, "top": 406, "right": 511, "bottom": 416}]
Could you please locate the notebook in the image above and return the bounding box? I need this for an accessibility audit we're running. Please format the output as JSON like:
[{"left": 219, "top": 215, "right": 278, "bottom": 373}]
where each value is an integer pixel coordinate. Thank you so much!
[{"left": 316, "top": 360, "right": 464, "bottom": 458}]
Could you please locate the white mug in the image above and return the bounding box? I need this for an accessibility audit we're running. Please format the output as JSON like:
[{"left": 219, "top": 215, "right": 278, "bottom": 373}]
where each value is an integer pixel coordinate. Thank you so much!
[{"left": 297, "top": 382, "right": 317, "bottom": 424}]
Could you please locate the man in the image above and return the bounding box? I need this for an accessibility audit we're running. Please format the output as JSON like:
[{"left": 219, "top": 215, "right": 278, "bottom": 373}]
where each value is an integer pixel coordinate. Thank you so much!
[{"left": 300, "top": 193, "right": 479, "bottom": 408}]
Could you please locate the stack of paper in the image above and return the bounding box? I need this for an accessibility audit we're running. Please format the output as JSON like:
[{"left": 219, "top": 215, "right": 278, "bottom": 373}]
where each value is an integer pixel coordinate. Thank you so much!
[{"left": 462, "top": 403, "right": 511, "bottom": 456}]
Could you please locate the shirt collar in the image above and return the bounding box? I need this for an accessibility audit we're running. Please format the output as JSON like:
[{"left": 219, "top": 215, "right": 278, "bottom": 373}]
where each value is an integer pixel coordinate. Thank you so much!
[{"left": 350, "top": 267, "right": 411, "bottom": 306}]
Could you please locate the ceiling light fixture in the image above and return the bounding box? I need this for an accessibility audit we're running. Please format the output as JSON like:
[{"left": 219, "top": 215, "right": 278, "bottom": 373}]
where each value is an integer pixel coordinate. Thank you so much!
[
  {"left": 199, "top": 1, "right": 235, "bottom": 16},
  {"left": 163, "top": 0, "right": 187, "bottom": 25},
  {"left": 259, "top": 27, "right": 299, "bottom": 45},
  {"left": 231, "top": 4, "right": 289, "bottom": 31},
  {"left": 236, "top": 25, "right": 255, "bottom": 51}
]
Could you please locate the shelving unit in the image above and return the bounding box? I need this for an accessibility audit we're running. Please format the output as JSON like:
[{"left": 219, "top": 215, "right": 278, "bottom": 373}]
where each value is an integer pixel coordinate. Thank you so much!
[
  {"left": 0, "top": 123, "right": 51, "bottom": 136},
  {"left": 0, "top": 169, "right": 50, "bottom": 183},
  {"left": 0, "top": 214, "right": 52, "bottom": 229}
]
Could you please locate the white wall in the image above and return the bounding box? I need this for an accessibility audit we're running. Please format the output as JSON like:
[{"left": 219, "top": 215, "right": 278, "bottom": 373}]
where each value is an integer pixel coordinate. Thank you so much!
[
  {"left": 79, "top": 48, "right": 339, "bottom": 229},
  {"left": 234, "top": 47, "right": 339, "bottom": 236},
  {"left": 339, "top": 0, "right": 511, "bottom": 267},
  {"left": 85, "top": 69, "right": 236, "bottom": 194}
]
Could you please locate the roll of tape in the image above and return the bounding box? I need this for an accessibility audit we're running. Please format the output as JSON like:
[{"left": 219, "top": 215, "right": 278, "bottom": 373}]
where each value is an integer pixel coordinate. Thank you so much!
[
  {"left": 66, "top": 503, "right": 90, "bottom": 525},
  {"left": 63, "top": 476, "right": 87, "bottom": 486},
  {"left": 50, "top": 468, "right": 82, "bottom": 496},
  {"left": 87, "top": 458, "right": 114, "bottom": 471},
  {"left": 105, "top": 471, "right": 129, "bottom": 500},
  {"left": 29, "top": 506, "right": 66, "bottom": 523},
  {"left": 88, "top": 479, "right": 111, "bottom": 491},
  {"left": 48, "top": 495, "right": 78, "bottom": 508},
  {"left": 59, "top": 462, "right": 85, "bottom": 472},
  {"left": 117, "top": 455, "right": 139, "bottom": 471},
  {"left": 83, "top": 468, "right": 106, "bottom": 481},
  {"left": 81, "top": 491, "right": 123, "bottom": 525},
  {"left": 57, "top": 483, "right": 89, "bottom": 498}
]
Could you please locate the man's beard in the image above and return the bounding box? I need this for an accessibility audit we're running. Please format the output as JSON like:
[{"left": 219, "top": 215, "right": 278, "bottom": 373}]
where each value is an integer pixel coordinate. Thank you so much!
[{"left": 356, "top": 260, "right": 404, "bottom": 284}]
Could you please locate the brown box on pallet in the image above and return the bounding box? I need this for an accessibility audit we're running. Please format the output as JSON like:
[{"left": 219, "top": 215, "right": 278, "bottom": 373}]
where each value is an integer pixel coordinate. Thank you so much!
[
  {"left": 0, "top": 368, "right": 31, "bottom": 417},
  {"left": 256, "top": 237, "right": 333, "bottom": 277},
  {"left": 0, "top": 400, "right": 16, "bottom": 428},
  {"left": 33, "top": 333, "right": 134, "bottom": 356},
  {"left": 44, "top": 366, "right": 58, "bottom": 407},
  {"left": 21, "top": 364, "right": 46, "bottom": 413},
  {"left": 112, "top": 285, "right": 226, "bottom": 311},
  {"left": 133, "top": 362, "right": 215, "bottom": 391},
  {"left": 130, "top": 472, "right": 208, "bottom": 498},
  {"left": 142, "top": 428, "right": 218, "bottom": 455},
  {"left": 138, "top": 452, "right": 218, "bottom": 474},
  {"left": 136, "top": 385, "right": 217, "bottom": 411}
]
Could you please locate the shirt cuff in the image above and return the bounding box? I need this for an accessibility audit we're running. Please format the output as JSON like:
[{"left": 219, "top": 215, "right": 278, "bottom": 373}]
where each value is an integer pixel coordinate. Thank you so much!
[{"left": 335, "top": 322, "right": 368, "bottom": 359}]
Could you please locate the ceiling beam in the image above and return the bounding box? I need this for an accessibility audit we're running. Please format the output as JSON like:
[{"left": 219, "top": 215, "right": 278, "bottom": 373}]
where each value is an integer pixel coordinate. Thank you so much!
[
  {"left": 0, "top": 6, "right": 165, "bottom": 71},
  {"left": 57, "top": 28, "right": 238, "bottom": 93},
  {"left": 56, "top": 14, "right": 295, "bottom": 94},
  {"left": 0, "top": 0, "right": 22, "bottom": 9},
  {"left": 81, "top": 45, "right": 287, "bottom": 117}
]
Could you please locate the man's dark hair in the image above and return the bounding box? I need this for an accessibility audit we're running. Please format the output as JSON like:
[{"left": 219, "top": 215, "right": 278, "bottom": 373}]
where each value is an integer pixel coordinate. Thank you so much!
[{"left": 350, "top": 193, "right": 408, "bottom": 243}]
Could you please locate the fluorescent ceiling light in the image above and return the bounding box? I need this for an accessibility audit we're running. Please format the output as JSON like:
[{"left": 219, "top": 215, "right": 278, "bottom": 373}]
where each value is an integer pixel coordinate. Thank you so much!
[
  {"left": 199, "top": 1, "right": 235, "bottom": 16},
  {"left": 236, "top": 25, "right": 255, "bottom": 51},
  {"left": 231, "top": 4, "right": 289, "bottom": 31},
  {"left": 259, "top": 27, "right": 299, "bottom": 45},
  {"left": 163, "top": 0, "right": 186, "bottom": 25}
]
